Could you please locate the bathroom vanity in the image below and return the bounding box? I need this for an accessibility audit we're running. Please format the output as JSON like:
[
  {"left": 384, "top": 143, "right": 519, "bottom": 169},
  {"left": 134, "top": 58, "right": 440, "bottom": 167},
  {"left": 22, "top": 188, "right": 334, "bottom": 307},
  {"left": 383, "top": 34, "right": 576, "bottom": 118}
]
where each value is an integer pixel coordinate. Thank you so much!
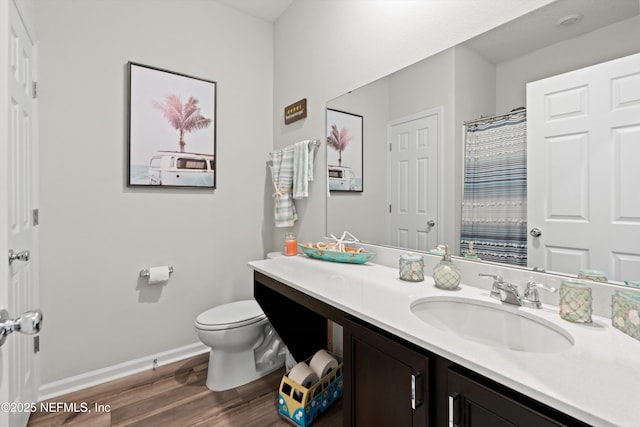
[{"left": 251, "top": 255, "right": 640, "bottom": 427}]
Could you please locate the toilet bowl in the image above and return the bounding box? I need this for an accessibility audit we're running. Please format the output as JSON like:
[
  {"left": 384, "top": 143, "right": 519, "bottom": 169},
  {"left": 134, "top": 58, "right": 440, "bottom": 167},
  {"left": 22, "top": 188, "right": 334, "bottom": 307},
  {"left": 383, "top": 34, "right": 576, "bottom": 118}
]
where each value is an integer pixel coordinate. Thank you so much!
[{"left": 195, "top": 299, "right": 285, "bottom": 391}]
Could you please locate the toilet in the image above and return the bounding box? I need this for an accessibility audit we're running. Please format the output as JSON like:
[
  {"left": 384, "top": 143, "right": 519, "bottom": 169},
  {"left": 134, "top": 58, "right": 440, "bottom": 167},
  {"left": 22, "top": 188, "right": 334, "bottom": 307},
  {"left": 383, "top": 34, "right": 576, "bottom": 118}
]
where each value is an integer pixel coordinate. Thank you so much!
[
  {"left": 195, "top": 252, "right": 288, "bottom": 391},
  {"left": 195, "top": 252, "right": 286, "bottom": 391},
  {"left": 195, "top": 299, "right": 285, "bottom": 391}
]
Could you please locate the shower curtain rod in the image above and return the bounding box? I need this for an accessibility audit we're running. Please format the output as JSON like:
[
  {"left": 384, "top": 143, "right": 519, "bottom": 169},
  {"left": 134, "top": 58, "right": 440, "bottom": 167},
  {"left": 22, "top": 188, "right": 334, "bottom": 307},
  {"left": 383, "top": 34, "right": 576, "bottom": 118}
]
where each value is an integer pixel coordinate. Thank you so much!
[{"left": 463, "top": 107, "right": 526, "bottom": 126}]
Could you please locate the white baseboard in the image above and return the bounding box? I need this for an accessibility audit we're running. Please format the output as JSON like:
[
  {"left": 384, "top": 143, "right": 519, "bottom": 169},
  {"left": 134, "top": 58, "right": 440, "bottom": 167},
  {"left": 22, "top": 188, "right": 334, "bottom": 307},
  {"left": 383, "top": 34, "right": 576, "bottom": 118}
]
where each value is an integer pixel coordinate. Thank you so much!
[{"left": 39, "top": 342, "right": 209, "bottom": 401}]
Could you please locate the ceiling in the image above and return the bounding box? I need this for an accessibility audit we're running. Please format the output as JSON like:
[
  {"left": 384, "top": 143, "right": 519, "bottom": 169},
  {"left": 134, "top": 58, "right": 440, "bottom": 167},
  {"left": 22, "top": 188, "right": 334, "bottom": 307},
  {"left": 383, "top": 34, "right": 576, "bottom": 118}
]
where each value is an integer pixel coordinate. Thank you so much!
[
  {"left": 466, "top": 0, "right": 639, "bottom": 63},
  {"left": 213, "top": 1, "right": 638, "bottom": 63},
  {"left": 214, "top": 0, "right": 294, "bottom": 22}
]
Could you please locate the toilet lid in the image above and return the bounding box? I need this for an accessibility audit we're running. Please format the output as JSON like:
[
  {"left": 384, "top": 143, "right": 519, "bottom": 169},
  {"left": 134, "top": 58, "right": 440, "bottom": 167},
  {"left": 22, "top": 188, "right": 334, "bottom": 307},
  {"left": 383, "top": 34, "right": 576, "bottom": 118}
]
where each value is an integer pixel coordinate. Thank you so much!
[{"left": 195, "top": 299, "right": 266, "bottom": 330}]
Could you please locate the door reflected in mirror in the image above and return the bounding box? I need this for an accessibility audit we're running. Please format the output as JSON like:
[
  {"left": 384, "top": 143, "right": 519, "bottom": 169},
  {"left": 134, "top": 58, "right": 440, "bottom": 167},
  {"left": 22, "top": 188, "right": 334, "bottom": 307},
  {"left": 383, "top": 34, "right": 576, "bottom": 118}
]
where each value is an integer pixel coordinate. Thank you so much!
[{"left": 326, "top": 0, "right": 640, "bottom": 283}]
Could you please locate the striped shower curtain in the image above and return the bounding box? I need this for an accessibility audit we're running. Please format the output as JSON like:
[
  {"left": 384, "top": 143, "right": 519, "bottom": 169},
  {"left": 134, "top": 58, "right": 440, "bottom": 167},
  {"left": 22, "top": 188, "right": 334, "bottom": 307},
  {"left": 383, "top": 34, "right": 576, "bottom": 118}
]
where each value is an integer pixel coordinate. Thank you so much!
[{"left": 461, "top": 111, "right": 527, "bottom": 266}]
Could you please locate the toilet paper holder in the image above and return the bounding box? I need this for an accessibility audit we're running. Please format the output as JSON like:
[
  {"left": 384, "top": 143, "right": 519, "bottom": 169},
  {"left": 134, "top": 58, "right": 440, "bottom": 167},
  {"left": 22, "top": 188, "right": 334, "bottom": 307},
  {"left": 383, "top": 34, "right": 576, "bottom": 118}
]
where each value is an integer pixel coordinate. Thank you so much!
[{"left": 139, "top": 266, "right": 174, "bottom": 278}]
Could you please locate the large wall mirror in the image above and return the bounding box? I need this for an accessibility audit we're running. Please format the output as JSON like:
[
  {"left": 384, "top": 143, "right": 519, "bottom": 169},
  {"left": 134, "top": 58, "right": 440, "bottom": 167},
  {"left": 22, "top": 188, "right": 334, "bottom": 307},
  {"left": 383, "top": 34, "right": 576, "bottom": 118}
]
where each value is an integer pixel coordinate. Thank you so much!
[{"left": 326, "top": 0, "right": 640, "bottom": 283}]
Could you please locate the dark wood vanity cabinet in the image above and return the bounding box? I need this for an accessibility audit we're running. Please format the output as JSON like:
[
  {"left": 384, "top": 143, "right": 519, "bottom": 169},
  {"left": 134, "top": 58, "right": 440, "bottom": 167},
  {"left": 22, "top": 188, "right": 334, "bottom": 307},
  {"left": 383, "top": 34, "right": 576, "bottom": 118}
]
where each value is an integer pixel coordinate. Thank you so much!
[
  {"left": 447, "top": 368, "right": 591, "bottom": 427},
  {"left": 343, "top": 316, "right": 429, "bottom": 427},
  {"left": 253, "top": 272, "right": 592, "bottom": 427},
  {"left": 343, "top": 320, "right": 592, "bottom": 427}
]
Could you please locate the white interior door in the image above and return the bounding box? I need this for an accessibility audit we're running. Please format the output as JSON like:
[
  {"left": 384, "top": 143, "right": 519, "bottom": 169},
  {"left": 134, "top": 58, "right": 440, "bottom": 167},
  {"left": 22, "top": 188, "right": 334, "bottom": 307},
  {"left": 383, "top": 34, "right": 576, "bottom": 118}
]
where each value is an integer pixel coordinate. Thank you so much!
[
  {"left": 527, "top": 53, "right": 640, "bottom": 281},
  {"left": 388, "top": 110, "right": 439, "bottom": 251},
  {"left": 1, "top": 1, "right": 40, "bottom": 426}
]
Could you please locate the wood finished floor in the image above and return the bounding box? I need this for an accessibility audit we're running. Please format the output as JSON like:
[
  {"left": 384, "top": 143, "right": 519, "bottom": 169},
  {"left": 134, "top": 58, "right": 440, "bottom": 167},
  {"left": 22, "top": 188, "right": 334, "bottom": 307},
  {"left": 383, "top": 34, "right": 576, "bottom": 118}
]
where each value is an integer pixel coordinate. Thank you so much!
[{"left": 27, "top": 353, "right": 342, "bottom": 427}]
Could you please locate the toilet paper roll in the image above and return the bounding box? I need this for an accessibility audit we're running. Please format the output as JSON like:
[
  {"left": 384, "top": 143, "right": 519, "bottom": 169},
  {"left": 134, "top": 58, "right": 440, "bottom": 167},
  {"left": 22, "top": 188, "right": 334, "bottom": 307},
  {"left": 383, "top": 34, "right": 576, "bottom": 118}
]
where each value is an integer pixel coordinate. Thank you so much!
[
  {"left": 309, "top": 349, "right": 338, "bottom": 378},
  {"left": 148, "top": 266, "right": 171, "bottom": 285},
  {"left": 288, "top": 362, "right": 319, "bottom": 389}
]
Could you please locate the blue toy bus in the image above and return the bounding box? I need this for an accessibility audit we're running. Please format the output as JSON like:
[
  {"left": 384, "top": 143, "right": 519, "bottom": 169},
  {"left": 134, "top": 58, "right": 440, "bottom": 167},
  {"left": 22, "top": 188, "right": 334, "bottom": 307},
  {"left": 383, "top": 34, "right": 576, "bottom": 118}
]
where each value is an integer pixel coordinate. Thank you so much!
[{"left": 278, "top": 359, "right": 343, "bottom": 426}]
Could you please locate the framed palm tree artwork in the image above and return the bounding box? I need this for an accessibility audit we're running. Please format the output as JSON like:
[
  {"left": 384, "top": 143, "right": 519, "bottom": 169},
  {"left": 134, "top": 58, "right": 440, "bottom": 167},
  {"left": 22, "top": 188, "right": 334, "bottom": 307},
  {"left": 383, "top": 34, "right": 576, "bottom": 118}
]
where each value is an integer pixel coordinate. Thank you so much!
[
  {"left": 127, "top": 62, "right": 216, "bottom": 188},
  {"left": 326, "top": 108, "right": 363, "bottom": 192}
]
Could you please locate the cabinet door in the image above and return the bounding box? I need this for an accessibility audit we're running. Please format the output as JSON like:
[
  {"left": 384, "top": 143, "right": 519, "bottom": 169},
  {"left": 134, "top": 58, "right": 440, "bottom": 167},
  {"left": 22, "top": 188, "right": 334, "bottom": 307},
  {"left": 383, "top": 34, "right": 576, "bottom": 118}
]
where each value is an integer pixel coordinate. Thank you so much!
[
  {"left": 448, "top": 369, "right": 578, "bottom": 427},
  {"left": 344, "top": 317, "right": 429, "bottom": 427}
]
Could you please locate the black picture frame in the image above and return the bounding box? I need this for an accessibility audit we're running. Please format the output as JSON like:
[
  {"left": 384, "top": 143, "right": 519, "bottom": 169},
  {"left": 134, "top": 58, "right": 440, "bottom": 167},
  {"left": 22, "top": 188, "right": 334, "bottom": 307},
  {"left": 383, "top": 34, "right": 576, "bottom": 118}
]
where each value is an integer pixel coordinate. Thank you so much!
[{"left": 127, "top": 62, "right": 217, "bottom": 189}]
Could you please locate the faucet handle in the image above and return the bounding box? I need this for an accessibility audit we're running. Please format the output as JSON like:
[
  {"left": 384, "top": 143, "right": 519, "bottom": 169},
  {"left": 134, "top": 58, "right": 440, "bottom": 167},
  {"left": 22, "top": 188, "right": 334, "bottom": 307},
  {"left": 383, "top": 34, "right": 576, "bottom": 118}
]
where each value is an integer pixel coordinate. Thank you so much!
[
  {"left": 523, "top": 280, "right": 557, "bottom": 308},
  {"left": 479, "top": 274, "right": 503, "bottom": 299},
  {"left": 524, "top": 280, "right": 557, "bottom": 295}
]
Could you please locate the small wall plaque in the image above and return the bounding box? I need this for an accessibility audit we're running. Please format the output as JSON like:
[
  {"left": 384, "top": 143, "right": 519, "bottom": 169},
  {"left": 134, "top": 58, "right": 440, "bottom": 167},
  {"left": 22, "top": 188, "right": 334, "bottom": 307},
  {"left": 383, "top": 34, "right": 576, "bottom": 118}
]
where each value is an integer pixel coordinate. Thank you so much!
[{"left": 284, "top": 98, "right": 307, "bottom": 125}]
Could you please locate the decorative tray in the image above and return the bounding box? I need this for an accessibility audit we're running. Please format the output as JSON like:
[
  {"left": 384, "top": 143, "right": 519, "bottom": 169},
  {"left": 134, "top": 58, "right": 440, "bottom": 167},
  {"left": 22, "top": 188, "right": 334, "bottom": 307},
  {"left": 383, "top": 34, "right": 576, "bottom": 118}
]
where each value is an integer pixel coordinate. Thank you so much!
[{"left": 298, "top": 243, "right": 376, "bottom": 264}]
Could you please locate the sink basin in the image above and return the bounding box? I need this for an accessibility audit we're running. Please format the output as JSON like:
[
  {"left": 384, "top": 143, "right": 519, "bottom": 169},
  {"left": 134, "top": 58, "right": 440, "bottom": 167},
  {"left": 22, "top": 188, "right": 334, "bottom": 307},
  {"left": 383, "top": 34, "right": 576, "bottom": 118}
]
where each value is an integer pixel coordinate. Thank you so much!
[{"left": 410, "top": 296, "right": 574, "bottom": 353}]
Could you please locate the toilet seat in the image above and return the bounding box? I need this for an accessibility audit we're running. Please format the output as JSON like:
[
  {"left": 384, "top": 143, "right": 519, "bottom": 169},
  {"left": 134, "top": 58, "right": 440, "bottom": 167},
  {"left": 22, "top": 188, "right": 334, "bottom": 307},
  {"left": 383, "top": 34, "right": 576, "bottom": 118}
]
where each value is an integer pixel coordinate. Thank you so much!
[{"left": 195, "top": 299, "right": 266, "bottom": 331}]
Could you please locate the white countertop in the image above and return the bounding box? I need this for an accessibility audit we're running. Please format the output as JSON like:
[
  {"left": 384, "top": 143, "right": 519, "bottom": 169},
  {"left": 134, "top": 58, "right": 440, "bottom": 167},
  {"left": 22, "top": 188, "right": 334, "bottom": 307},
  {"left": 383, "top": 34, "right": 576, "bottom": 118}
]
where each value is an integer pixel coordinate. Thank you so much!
[{"left": 250, "top": 255, "right": 640, "bottom": 427}]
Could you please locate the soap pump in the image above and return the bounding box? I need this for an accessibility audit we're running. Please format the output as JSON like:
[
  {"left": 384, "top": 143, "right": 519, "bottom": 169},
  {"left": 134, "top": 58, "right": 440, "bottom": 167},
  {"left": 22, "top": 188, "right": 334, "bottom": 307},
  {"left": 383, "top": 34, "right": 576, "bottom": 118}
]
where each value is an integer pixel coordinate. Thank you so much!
[
  {"left": 433, "top": 245, "right": 461, "bottom": 290},
  {"left": 464, "top": 241, "right": 479, "bottom": 261}
]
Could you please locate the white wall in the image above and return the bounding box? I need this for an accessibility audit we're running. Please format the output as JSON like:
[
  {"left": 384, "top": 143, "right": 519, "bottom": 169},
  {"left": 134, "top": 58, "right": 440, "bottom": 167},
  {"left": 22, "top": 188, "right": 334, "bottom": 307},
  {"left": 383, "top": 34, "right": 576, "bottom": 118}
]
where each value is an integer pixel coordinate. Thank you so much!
[
  {"left": 272, "top": 0, "right": 554, "bottom": 250},
  {"left": 280, "top": 2, "right": 640, "bottom": 258},
  {"left": 32, "top": 0, "right": 273, "bottom": 384},
  {"left": 27, "top": 0, "right": 558, "bottom": 389},
  {"left": 326, "top": 48, "right": 458, "bottom": 248},
  {"left": 326, "top": 78, "right": 389, "bottom": 243},
  {"left": 496, "top": 15, "right": 640, "bottom": 112}
]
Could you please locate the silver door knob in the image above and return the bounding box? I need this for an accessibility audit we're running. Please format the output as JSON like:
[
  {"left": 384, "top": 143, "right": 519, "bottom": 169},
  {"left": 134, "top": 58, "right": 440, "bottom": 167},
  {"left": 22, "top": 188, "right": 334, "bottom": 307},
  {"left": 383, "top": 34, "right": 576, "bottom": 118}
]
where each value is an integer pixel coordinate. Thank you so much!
[
  {"left": 427, "top": 220, "right": 436, "bottom": 227},
  {"left": 0, "top": 309, "right": 43, "bottom": 347},
  {"left": 8, "top": 249, "right": 30, "bottom": 265},
  {"left": 529, "top": 228, "right": 542, "bottom": 238}
]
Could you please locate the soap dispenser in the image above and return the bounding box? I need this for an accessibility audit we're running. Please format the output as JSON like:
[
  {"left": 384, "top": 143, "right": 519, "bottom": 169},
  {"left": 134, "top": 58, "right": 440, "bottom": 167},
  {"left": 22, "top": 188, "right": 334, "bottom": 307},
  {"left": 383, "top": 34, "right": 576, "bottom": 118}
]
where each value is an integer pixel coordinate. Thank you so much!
[
  {"left": 464, "top": 241, "right": 479, "bottom": 261},
  {"left": 433, "top": 245, "right": 461, "bottom": 290}
]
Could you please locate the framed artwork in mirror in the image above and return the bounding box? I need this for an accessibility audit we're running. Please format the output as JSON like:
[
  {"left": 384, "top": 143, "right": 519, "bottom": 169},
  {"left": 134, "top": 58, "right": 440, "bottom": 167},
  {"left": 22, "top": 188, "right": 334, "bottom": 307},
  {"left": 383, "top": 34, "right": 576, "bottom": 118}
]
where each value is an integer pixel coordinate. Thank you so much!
[
  {"left": 127, "top": 62, "right": 217, "bottom": 189},
  {"left": 326, "top": 108, "right": 363, "bottom": 192}
]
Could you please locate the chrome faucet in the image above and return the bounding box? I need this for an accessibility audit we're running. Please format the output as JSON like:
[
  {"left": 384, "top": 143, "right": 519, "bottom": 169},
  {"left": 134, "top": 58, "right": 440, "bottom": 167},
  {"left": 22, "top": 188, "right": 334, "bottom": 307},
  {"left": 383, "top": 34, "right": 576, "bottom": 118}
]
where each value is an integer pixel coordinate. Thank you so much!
[
  {"left": 479, "top": 274, "right": 558, "bottom": 308},
  {"left": 522, "top": 280, "right": 557, "bottom": 309},
  {"left": 479, "top": 273, "right": 522, "bottom": 306},
  {"left": 478, "top": 274, "right": 503, "bottom": 300},
  {"left": 497, "top": 282, "right": 523, "bottom": 306}
]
